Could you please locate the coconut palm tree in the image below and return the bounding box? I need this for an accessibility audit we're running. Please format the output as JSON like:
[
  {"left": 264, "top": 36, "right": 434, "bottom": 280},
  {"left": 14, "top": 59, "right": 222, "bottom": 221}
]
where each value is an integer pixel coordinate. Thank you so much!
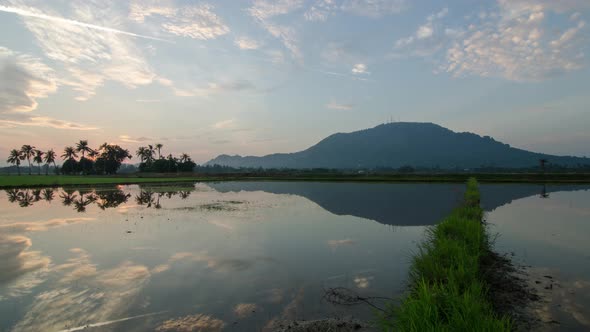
[
  {"left": 20, "top": 145, "right": 36, "bottom": 175},
  {"left": 179, "top": 153, "right": 190, "bottom": 163},
  {"left": 136, "top": 146, "right": 148, "bottom": 163},
  {"left": 155, "top": 143, "right": 163, "bottom": 159},
  {"left": 62, "top": 146, "right": 78, "bottom": 160},
  {"left": 44, "top": 149, "right": 57, "bottom": 175},
  {"left": 7, "top": 149, "right": 22, "bottom": 175},
  {"left": 33, "top": 150, "right": 44, "bottom": 175},
  {"left": 76, "top": 140, "right": 94, "bottom": 159},
  {"left": 62, "top": 146, "right": 79, "bottom": 174}
]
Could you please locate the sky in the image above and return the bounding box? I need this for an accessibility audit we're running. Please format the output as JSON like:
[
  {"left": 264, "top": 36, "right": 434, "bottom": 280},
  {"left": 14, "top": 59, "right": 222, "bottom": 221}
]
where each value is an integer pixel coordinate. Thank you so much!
[{"left": 0, "top": 0, "right": 589, "bottom": 165}]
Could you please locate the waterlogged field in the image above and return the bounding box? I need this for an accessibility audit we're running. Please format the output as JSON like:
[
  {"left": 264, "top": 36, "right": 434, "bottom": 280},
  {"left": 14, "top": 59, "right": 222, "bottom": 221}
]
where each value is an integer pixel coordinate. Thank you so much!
[
  {"left": 0, "top": 182, "right": 588, "bottom": 331},
  {"left": 485, "top": 185, "right": 590, "bottom": 331}
]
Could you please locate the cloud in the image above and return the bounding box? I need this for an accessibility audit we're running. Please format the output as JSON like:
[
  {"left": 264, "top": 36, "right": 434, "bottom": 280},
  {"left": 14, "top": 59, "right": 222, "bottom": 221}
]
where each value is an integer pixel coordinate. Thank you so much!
[
  {"left": 234, "top": 37, "right": 262, "bottom": 50},
  {"left": 351, "top": 63, "right": 369, "bottom": 74},
  {"left": 174, "top": 80, "right": 256, "bottom": 97},
  {"left": 8, "top": 0, "right": 158, "bottom": 101},
  {"left": 305, "top": 0, "right": 338, "bottom": 21},
  {"left": 129, "top": 1, "right": 229, "bottom": 40},
  {"left": 248, "top": 0, "right": 304, "bottom": 61},
  {"left": 341, "top": 0, "right": 407, "bottom": 18},
  {"left": 118, "top": 135, "right": 152, "bottom": 143},
  {"left": 326, "top": 102, "right": 354, "bottom": 110},
  {"left": 248, "top": 0, "right": 305, "bottom": 21},
  {"left": 395, "top": 1, "right": 589, "bottom": 81},
  {"left": 212, "top": 119, "right": 236, "bottom": 130},
  {"left": 0, "top": 4, "right": 170, "bottom": 42},
  {"left": 0, "top": 116, "right": 98, "bottom": 130},
  {"left": 0, "top": 47, "right": 56, "bottom": 114}
]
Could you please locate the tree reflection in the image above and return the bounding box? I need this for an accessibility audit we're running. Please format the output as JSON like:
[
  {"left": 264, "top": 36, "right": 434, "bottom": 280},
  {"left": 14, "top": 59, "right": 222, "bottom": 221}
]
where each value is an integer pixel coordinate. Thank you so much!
[
  {"left": 74, "top": 193, "right": 97, "bottom": 213},
  {"left": 42, "top": 188, "right": 55, "bottom": 203},
  {"left": 60, "top": 190, "right": 78, "bottom": 206},
  {"left": 5, "top": 185, "right": 196, "bottom": 212},
  {"left": 135, "top": 190, "right": 155, "bottom": 208},
  {"left": 95, "top": 190, "right": 131, "bottom": 210}
]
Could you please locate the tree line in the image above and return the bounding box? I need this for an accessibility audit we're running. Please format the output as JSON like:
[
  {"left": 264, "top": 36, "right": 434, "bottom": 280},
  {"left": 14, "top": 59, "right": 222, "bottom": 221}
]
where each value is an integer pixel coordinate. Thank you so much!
[{"left": 6, "top": 141, "right": 195, "bottom": 175}]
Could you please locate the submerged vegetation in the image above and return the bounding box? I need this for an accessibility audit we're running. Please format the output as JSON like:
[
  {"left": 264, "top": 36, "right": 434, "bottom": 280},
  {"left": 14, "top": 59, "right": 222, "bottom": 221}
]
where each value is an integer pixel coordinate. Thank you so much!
[{"left": 378, "top": 178, "right": 511, "bottom": 331}]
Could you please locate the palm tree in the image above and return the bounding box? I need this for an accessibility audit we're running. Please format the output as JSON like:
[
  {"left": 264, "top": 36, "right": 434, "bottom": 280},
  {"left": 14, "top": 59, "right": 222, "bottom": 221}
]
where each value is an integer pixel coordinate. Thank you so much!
[
  {"left": 20, "top": 145, "right": 36, "bottom": 175},
  {"left": 136, "top": 146, "right": 148, "bottom": 163},
  {"left": 7, "top": 149, "right": 22, "bottom": 175},
  {"left": 33, "top": 150, "right": 44, "bottom": 175},
  {"left": 44, "top": 149, "right": 57, "bottom": 175},
  {"left": 179, "top": 153, "right": 190, "bottom": 163},
  {"left": 155, "top": 143, "right": 163, "bottom": 159},
  {"left": 62, "top": 146, "right": 78, "bottom": 160},
  {"left": 76, "top": 140, "right": 93, "bottom": 159},
  {"left": 62, "top": 146, "right": 79, "bottom": 174}
]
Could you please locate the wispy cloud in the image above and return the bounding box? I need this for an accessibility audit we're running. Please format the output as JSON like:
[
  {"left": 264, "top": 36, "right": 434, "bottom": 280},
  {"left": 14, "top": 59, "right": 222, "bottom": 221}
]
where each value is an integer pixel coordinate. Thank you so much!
[
  {"left": 212, "top": 119, "right": 236, "bottom": 130},
  {"left": 326, "top": 101, "right": 354, "bottom": 110},
  {"left": 173, "top": 80, "right": 257, "bottom": 98},
  {"left": 10, "top": 0, "right": 158, "bottom": 101},
  {"left": 248, "top": 0, "right": 304, "bottom": 61},
  {"left": 234, "top": 37, "right": 262, "bottom": 50},
  {"left": 0, "top": 5, "right": 171, "bottom": 42},
  {"left": 341, "top": 0, "right": 407, "bottom": 18}
]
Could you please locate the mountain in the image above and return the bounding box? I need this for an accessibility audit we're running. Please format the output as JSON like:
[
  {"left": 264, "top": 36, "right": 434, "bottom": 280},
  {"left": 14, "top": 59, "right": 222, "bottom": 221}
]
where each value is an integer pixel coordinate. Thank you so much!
[{"left": 206, "top": 122, "right": 589, "bottom": 169}]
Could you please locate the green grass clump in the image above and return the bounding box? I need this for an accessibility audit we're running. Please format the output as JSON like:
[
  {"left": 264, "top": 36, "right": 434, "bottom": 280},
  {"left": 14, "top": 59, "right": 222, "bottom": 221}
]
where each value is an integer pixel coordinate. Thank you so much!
[{"left": 378, "top": 178, "right": 511, "bottom": 331}]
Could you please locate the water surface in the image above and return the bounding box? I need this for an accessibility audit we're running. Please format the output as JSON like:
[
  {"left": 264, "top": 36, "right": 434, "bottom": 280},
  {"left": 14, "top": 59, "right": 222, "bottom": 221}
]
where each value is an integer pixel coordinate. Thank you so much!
[{"left": 1, "top": 182, "right": 588, "bottom": 331}]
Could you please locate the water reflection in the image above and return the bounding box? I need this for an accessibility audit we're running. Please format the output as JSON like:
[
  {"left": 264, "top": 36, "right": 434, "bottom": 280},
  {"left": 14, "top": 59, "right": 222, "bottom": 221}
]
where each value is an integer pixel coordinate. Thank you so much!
[
  {"left": 1, "top": 182, "right": 589, "bottom": 331},
  {"left": 4, "top": 185, "right": 195, "bottom": 213}
]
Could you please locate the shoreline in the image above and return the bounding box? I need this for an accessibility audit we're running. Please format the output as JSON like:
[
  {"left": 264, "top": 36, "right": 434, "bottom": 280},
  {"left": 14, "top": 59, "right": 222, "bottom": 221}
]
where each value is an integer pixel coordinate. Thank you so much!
[{"left": 1, "top": 173, "right": 590, "bottom": 189}]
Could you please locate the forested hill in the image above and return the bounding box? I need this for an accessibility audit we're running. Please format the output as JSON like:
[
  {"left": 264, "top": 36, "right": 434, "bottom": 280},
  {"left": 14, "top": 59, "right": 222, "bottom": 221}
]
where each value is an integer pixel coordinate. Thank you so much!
[{"left": 206, "top": 122, "right": 589, "bottom": 169}]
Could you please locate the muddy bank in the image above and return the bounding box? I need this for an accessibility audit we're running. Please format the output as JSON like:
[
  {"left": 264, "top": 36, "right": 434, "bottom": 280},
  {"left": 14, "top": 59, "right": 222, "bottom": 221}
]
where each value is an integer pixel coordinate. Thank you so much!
[{"left": 273, "top": 318, "right": 375, "bottom": 332}]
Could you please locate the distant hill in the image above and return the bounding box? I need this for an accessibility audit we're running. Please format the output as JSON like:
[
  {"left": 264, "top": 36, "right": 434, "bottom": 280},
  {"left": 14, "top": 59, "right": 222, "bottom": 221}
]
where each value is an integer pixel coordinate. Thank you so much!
[{"left": 206, "top": 122, "right": 589, "bottom": 169}]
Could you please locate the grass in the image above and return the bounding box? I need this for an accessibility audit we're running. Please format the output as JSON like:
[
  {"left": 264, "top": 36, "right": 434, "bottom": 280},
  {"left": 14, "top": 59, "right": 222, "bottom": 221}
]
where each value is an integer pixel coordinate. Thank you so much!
[
  {"left": 0, "top": 175, "right": 210, "bottom": 188},
  {"left": 2, "top": 172, "right": 590, "bottom": 189},
  {"left": 377, "top": 178, "right": 512, "bottom": 331}
]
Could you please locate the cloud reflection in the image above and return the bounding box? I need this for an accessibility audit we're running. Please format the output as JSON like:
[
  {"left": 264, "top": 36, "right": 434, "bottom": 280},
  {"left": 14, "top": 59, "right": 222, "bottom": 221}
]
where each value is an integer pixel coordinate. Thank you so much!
[
  {"left": 156, "top": 313, "right": 225, "bottom": 332},
  {"left": 11, "top": 249, "right": 151, "bottom": 332}
]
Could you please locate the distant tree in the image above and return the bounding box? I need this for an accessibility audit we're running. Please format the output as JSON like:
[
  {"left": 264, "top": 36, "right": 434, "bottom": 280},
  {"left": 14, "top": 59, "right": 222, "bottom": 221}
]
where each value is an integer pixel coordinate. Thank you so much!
[
  {"left": 44, "top": 149, "right": 57, "bottom": 175},
  {"left": 75, "top": 140, "right": 93, "bottom": 159},
  {"left": 76, "top": 140, "right": 95, "bottom": 174},
  {"left": 539, "top": 159, "right": 548, "bottom": 173},
  {"left": 155, "top": 143, "right": 163, "bottom": 159},
  {"left": 7, "top": 149, "right": 22, "bottom": 175},
  {"left": 33, "top": 150, "right": 44, "bottom": 175},
  {"left": 177, "top": 153, "right": 196, "bottom": 172},
  {"left": 20, "top": 145, "right": 36, "bottom": 175},
  {"left": 95, "top": 144, "right": 132, "bottom": 174},
  {"left": 61, "top": 146, "right": 79, "bottom": 174}
]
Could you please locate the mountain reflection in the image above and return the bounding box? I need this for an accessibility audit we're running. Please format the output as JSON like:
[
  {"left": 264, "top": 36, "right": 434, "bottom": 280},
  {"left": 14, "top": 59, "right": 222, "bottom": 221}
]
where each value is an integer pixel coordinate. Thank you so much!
[
  {"left": 209, "top": 182, "right": 590, "bottom": 226},
  {"left": 4, "top": 183, "right": 590, "bottom": 225}
]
